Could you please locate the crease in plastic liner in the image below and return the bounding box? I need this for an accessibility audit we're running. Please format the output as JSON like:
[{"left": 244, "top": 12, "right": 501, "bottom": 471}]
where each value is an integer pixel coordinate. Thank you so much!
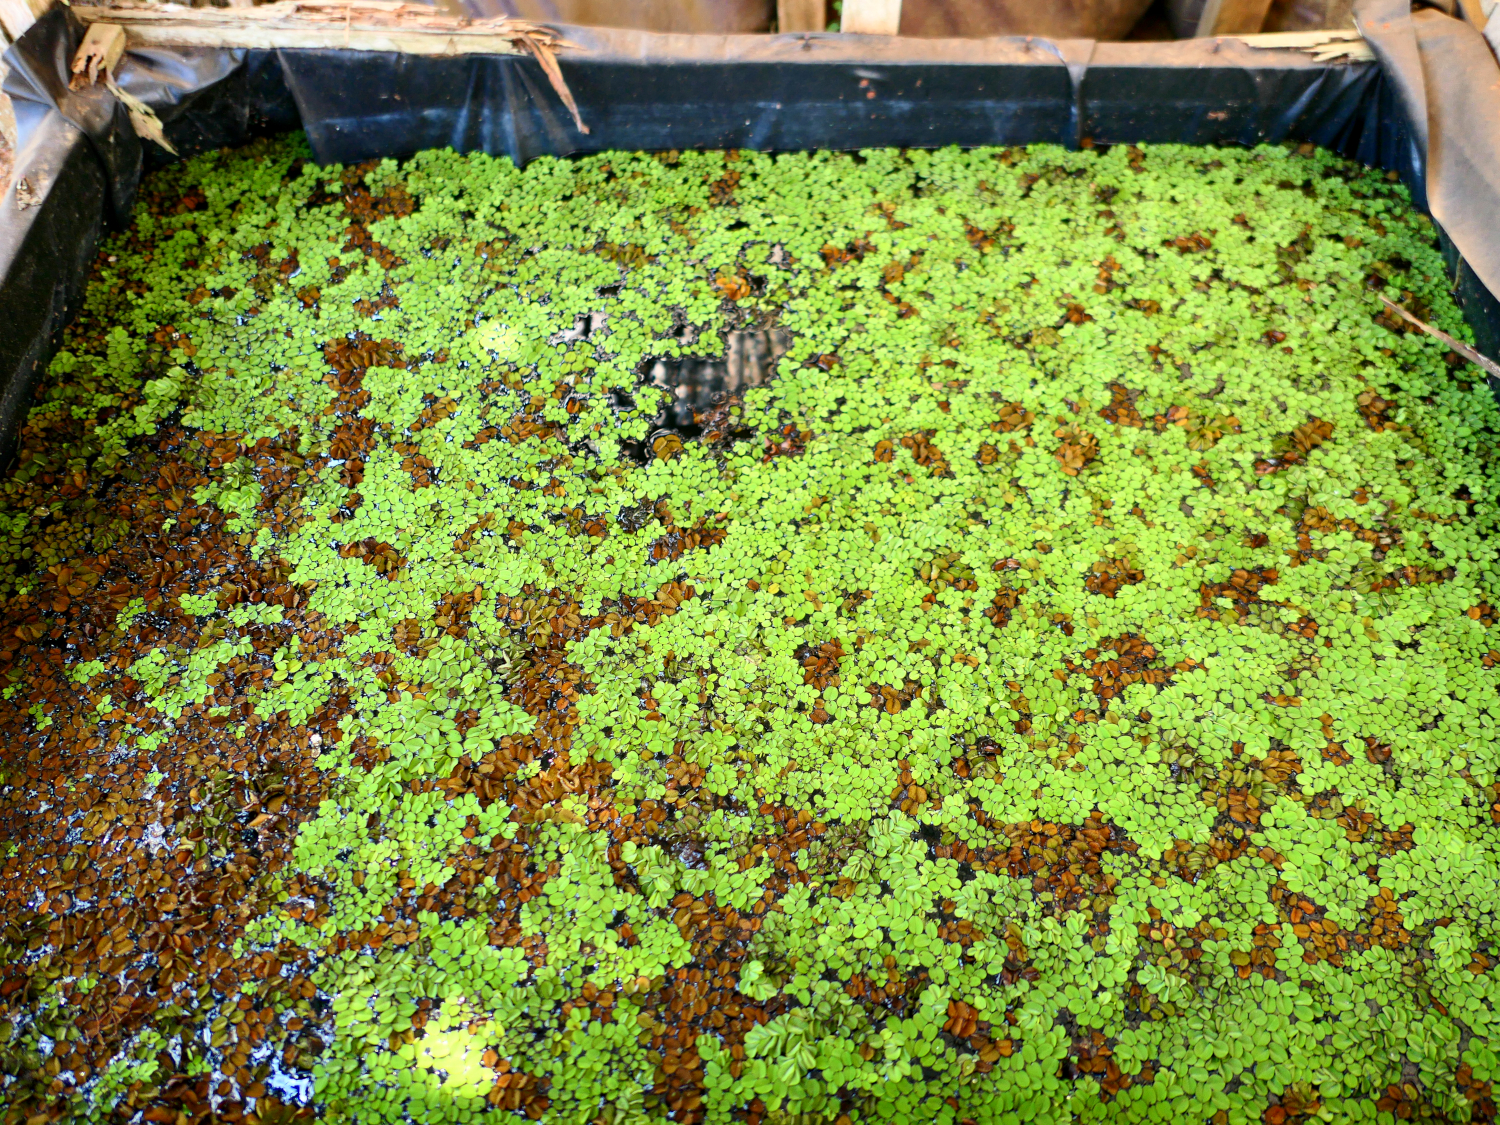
[{"left": 3, "top": 0, "right": 1500, "bottom": 471}]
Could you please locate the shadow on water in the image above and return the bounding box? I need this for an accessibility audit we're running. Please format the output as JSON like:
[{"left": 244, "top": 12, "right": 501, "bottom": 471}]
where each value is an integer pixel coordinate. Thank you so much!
[{"left": 615, "top": 328, "right": 790, "bottom": 460}]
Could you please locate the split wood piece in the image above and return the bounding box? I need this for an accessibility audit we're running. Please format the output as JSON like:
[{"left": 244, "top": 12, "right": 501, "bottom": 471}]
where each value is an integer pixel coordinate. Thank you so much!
[
  {"left": 64, "top": 18, "right": 177, "bottom": 153},
  {"left": 108, "top": 75, "right": 178, "bottom": 153},
  {"left": 72, "top": 1, "right": 588, "bottom": 131},
  {"left": 1235, "top": 29, "right": 1374, "bottom": 62},
  {"left": 1378, "top": 294, "right": 1500, "bottom": 380},
  {"left": 840, "top": 0, "right": 900, "bottom": 35},
  {"left": 777, "top": 0, "right": 824, "bottom": 34},
  {"left": 71, "top": 22, "right": 127, "bottom": 89}
]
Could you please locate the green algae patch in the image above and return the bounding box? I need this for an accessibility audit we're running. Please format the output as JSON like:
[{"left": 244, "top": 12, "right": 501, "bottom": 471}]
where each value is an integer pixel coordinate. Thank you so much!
[{"left": 2, "top": 136, "right": 1500, "bottom": 1125}]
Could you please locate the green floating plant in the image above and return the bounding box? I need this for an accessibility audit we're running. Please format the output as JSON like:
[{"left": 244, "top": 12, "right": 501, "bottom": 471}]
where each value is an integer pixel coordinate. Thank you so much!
[{"left": 5, "top": 135, "right": 1500, "bottom": 1125}]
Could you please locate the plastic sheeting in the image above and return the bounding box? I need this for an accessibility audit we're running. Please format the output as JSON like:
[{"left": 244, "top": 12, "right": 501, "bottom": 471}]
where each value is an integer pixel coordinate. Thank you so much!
[
  {"left": 0, "top": 110, "right": 107, "bottom": 475},
  {"left": 229, "top": 31, "right": 1432, "bottom": 170},
  {"left": 274, "top": 32, "right": 1091, "bottom": 164},
  {"left": 2, "top": 0, "right": 1499, "bottom": 469}
]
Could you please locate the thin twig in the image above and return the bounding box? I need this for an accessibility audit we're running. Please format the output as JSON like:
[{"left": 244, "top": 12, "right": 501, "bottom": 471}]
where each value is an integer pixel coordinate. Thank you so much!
[
  {"left": 515, "top": 30, "right": 588, "bottom": 135},
  {"left": 1378, "top": 293, "right": 1500, "bottom": 380}
]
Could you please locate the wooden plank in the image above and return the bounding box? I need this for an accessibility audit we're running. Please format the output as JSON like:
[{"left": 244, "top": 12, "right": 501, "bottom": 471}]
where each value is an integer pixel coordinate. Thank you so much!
[
  {"left": 71, "top": 22, "right": 127, "bottom": 88},
  {"left": 840, "top": 0, "right": 900, "bottom": 35},
  {"left": 777, "top": 0, "right": 823, "bottom": 33},
  {"left": 0, "top": 0, "right": 38, "bottom": 42},
  {"left": 91, "top": 22, "right": 529, "bottom": 53},
  {"left": 1195, "top": 0, "right": 1275, "bottom": 36},
  {"left": 71, "top": 2, "right": 539, "bottom": 55}
]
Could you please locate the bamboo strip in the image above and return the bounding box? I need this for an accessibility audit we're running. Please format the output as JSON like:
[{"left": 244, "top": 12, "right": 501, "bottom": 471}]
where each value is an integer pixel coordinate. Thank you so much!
[{"left": 69, "top": 1, "right": 565, "bottom": 56}]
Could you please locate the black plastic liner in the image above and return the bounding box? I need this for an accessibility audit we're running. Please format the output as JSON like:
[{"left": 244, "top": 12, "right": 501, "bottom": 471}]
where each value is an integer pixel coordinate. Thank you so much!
[{"left": 2, "top": 0, "right": 1498, "bottom": 468}]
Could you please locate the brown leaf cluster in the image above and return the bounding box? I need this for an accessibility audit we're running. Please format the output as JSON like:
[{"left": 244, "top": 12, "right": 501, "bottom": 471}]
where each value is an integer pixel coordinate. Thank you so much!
[
  {"left": 1197, "top": 566, "right": 1278, "bottom": 620},
  {"left": 1063, "top": 635, "right": 1171, "bottom": 706},
  {"left": 996, "top": 812, "right": 1133, "bottom": 913},
  {"left": 1255, "top": 418, "right": 1333, "bottom": 475},
  {"left": 337, "top": 537, "right": 406, "bottom": 575},
  {"left": 762, "top": 423, "right": 811, "bottom": 463},
  {"left": 820, "top": 237, "right": 875, "bottom": 267},
  {"left": 713, "top": 271, "right": 750, "bottom": 301},
  {"left": 992, "top": 401, "right": 1034, "bottom": 433},
  {"left": 1164, "top": 232, "right": 1213, "bottom": 253},
  {"left": 1054, "top": 425, "right": 1098, "bottom": 476},
  {"left": 1085, "top": 558, "right": 1143, "bottom": 599},
  {"left": 1097, "top": 384, "right": 1144, "bottom": 428},
  {"left": 798, "top": 639, "right": 845, "bottom": 691},
  {"left": 0, "top": 441, "right": 339, "bottom": 1119},
  {"left": 707, "top": 167, "right": 741, "bottom": 206},
  {"left": 869, "top": 681, "right": 922, "bottom": 716},
  {"left": 648, "top": 517, "right": 727, "bottom": 564},
  {"left": 898, "top": 430, "right": 950, "bottom": 476},
  {"left": 984, "top": 586, "right": 1021, "bottom": 629}
]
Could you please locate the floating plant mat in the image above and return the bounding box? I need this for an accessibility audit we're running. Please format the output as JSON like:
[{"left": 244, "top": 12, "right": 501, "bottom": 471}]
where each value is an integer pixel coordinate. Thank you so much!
[{"left": 1, "top": 135, "right": 1499, "bottom": 1125}]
